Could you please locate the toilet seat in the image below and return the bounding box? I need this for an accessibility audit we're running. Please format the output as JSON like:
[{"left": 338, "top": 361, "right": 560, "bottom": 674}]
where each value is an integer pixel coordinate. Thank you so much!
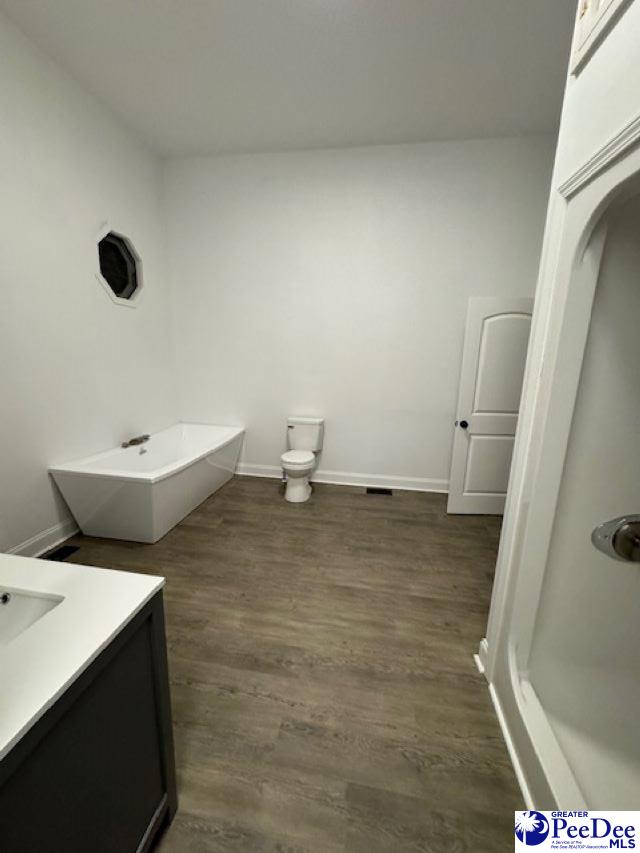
[{"left": 281, "top": 449, "right": 314, "bottom": 468}]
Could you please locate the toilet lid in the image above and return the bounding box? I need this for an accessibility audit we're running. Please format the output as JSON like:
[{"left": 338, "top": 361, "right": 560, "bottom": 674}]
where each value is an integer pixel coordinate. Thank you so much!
[{"left": 281, "top": 450, "right": 314, "bottom": 466}]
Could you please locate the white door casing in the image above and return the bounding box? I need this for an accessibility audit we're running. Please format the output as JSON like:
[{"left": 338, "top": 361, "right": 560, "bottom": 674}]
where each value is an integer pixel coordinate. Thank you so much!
[{"left": 447, "top": 297, "right": 533, "bottom": 515}]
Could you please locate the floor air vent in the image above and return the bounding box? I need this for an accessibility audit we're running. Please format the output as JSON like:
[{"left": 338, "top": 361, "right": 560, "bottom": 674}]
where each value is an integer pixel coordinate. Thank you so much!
[
  {"left": 43, "top": 545, "right": 80, "bottom": 561},
  {"left": 366, "top": 487, "right": 393, "bottom": 496}
]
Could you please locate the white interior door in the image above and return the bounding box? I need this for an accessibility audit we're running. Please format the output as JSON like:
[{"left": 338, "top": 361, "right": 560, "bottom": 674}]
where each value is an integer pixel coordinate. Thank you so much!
[{"left": 447, "top": 297, "right": 533, "bottom": 515}]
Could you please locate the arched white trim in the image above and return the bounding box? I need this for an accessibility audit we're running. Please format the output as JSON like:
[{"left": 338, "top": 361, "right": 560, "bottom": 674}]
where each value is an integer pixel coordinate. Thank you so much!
[{"left": 559, "top": 111, "right": 640, "bottom": 200}]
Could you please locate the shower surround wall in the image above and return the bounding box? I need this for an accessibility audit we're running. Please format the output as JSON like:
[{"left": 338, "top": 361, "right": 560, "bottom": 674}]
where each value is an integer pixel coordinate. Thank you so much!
[
  {"left": 164, "top": 139, "right": 555, "bottom": 489},
  {"left": 0, "top": 11, "right": 175, "bottom": 555}
]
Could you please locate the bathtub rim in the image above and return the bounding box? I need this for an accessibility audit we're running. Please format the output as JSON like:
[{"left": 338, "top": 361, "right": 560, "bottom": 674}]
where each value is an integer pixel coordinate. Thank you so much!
[{"left": 49, "top": 423, "right": 245, "bottom": 486}]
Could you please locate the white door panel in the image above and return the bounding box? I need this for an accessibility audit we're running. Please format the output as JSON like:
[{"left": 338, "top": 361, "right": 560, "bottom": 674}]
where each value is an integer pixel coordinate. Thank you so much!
[
  {"left": 473, "top": 314, "right": 531, "bottom": 413},
  {"left": 464, "top": 436, "right": 515, "bottom": 495},
  {"left": 447, "top": 297, "right": 533, "bottom": 515},
  {"left": 469, "top": 412, "right": 518, "bottom": 435}
]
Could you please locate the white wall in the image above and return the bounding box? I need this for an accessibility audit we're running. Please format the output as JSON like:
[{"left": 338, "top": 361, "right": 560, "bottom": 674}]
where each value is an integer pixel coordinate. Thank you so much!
[
  {"left": 554, "top": 1, "right": 640, "bottom": 185},
  {"left": 0, "top": 11, "right": 175, "bottom": 554},
  {"left": 165, "top": 138, "right": 555, "bottom": 489}
]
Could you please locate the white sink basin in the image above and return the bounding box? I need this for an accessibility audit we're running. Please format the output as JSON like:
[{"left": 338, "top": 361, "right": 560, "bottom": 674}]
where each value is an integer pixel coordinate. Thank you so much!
[{"left": 0, "top": 588, "right": 64, "bottom": 646}]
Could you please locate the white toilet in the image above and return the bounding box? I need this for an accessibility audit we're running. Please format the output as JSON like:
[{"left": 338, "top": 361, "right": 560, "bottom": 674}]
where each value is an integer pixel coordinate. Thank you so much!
[{"left": 281, "top": 417, "right": 324, "bottom": 503}]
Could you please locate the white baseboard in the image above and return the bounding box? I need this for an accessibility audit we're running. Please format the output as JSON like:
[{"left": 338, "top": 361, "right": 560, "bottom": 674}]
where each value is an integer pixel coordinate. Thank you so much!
[
  {"left": 236, "top": 462, "right": 448, "bottom": 493},
  {"left": 477, "top": 637, "right": 489, "bottom": 677},
  {"left": 6, "top": 517, "right": 79, "bottom": 558},
  {"left": 488, "top": 683, "right": 535, "bottom": 809},
  {"left": 236, "top": 463, "right": 284, "bottom": 480},
  {"left": 313, "top": 469, "right": 449, "bottom": 493}
]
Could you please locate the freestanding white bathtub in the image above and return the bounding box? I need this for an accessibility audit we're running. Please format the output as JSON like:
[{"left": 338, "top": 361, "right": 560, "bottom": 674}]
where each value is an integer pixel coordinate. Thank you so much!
[{"left": 49, "top": 423, "right": 244, "bottom": 543}]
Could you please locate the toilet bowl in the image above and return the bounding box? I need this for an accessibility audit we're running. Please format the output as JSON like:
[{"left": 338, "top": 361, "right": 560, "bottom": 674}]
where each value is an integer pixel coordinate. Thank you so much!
[
  {"left": 281, "top": 450, "right": 315, "bottom": 503},
  {"left": 281, "top": 417, "right": 324, "bottom": 503}
]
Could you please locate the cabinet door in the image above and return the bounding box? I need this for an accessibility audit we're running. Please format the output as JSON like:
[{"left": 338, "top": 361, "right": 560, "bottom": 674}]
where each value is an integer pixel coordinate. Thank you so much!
[{"left": 0, "top": 615, "right": 168, "bottom": 853}]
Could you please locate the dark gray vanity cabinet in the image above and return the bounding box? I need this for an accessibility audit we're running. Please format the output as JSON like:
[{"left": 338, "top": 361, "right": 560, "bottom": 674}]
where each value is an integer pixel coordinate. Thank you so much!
[{"left": 0, "top": 591, "right": 176, "bottom": 853}]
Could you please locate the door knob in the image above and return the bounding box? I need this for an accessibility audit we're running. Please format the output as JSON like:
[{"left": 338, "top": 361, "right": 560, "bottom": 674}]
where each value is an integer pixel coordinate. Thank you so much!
[
  {"left": 459, "top": 420, "right": 469, "bottom": 430},
  {"left": 592, "top": 515, "right": 640, "bottom": 562}
]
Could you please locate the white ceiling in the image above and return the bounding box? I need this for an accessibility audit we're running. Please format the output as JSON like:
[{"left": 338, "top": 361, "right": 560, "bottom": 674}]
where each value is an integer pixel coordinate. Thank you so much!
[{"left": 0, "top": 0, "right": 577, "bottom": 157}]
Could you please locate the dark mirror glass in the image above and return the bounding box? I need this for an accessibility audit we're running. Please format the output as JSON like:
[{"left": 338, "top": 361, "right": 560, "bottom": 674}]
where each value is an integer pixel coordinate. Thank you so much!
[{"left": 98, "top": 233, "right": 138, "bottom": 300}]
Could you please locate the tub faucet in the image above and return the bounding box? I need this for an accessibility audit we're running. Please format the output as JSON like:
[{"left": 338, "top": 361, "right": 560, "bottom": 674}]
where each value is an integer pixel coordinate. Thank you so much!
[{"left": 121, "top": 434, "right": 150, "bottom": 449}]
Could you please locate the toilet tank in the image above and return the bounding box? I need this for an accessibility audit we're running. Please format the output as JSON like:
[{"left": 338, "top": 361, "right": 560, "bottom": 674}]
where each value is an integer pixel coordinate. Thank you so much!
[{"left": 287, "top": 417, "right": 324, "bottom": 451}]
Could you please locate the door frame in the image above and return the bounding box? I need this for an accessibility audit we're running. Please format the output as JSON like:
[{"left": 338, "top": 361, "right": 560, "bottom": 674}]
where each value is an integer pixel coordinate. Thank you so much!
[
  {"left": 481, "top": 134, "right": 640, "bottom": 806},
  {"left": 447, "top": 296, "right": 533, "bottom": 515}
]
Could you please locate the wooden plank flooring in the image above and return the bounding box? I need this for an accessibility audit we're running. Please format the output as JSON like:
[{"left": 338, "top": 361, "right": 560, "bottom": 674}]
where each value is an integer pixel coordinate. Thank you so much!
[{"left": 66, "top": 476, "right": 521, "bottom": 852}]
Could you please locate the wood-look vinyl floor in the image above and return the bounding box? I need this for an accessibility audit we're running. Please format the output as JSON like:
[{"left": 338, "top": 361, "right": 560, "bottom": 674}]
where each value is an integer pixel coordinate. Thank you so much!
[{"left": 66, "top": 476, "right": 521, "bottom": 852}]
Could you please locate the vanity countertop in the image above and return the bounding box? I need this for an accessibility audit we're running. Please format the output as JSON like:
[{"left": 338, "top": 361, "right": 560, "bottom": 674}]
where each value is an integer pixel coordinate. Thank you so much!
[{"left": 0, "top": 553, "right": 164, "bottom": 761}]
